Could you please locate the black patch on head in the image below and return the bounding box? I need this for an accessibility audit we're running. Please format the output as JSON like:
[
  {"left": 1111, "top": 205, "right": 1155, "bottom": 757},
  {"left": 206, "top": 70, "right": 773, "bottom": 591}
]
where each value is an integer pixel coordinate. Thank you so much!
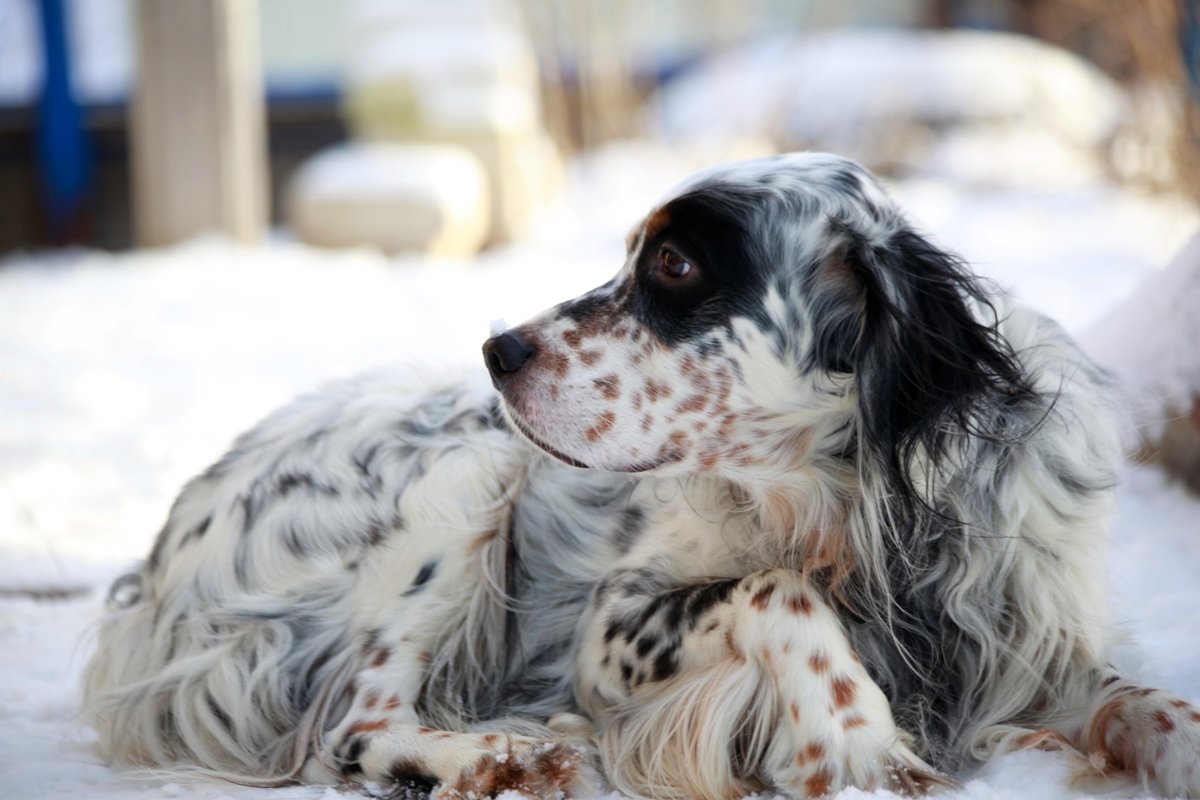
[
  {"left": 403, "top": 559, "right": 439, "bottom": 596},
  {"left": 631, "top": 187, "right": 772, "bottom": 345}
]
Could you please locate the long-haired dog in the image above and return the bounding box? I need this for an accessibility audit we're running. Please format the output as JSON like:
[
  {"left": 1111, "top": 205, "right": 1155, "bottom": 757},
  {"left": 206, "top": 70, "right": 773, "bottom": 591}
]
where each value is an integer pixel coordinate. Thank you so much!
[{"left": 84, "top": 153, "right": 1200, "bottom": 798}]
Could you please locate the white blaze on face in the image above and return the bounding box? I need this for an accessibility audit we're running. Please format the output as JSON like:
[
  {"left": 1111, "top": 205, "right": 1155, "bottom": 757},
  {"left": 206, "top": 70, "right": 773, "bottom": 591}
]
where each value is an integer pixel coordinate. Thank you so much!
[
  {"left": 495, "top": 281, "right": 689, "bottom": 472},
  {"left": 494, "top": 280, "right": 788, "bottom": 475}
]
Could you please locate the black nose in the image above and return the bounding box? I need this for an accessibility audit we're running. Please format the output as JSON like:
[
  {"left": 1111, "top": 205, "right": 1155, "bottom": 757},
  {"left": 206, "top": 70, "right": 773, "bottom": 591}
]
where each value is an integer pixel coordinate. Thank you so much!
[{"left": 483, "top": 330, "right": 535, "bottom": 381}]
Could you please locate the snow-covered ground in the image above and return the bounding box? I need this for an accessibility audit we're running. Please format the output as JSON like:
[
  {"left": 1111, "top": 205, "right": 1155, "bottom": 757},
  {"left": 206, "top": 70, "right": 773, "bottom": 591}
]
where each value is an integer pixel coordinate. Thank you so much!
[{"left": 1, "top": 141, "right": 1199, "bottom": 800}]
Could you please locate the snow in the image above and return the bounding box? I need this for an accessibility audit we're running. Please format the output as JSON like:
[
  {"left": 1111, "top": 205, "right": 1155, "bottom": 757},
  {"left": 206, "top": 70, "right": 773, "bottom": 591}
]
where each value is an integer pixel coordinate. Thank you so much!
[
  {"left": 650, "top": 30, "right": 1129, "bottom": 188},
  {"left": 1083, "top": 232, "right": 1200, "bottom": 437},
  {"left": 1, "top": 143, "right": 1198, "bottom": 799}
]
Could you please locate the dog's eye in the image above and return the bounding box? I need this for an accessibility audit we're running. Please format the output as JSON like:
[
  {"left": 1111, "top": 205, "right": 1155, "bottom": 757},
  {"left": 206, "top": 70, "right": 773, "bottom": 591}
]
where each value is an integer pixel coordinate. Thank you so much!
[{"left": 658, "top": 247, "right": 694, "bottom": 281}]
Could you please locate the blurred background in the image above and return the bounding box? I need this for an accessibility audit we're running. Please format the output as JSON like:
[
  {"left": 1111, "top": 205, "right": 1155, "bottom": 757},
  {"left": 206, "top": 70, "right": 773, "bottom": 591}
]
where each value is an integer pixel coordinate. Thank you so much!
[
  {"left": 2, "top": 4, "right": 1200, "bottom": 797},
  {"left": 2, "top": 0, "right": 1198, "bottom": 250}
]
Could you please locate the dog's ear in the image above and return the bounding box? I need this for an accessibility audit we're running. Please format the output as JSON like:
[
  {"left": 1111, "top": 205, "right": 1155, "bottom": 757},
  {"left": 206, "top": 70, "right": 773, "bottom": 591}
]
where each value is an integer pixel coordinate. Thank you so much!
[{"left": 811, "top": 226, "right": 1035, "bottom": 508}]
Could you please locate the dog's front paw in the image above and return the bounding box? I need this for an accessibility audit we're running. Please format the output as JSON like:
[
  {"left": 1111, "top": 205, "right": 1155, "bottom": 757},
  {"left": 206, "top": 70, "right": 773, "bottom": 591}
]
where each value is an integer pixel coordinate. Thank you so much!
[{"left": 437, "top": 737, "right": 603, "bottom": 799}]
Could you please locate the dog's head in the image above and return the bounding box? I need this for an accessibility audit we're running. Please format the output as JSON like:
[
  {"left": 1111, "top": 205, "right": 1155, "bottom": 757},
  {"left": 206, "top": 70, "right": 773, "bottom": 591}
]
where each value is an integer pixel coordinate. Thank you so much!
[{"left": 484, "top": 153, "right": 1029, "bottom": 490}]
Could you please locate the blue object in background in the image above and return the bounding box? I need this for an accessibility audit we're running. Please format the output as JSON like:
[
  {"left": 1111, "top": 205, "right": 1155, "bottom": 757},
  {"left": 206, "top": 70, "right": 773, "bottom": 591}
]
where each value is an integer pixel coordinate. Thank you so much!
[
  {"left": 35, "top": 0, "right": 92, "bottom": 243},
  {"left": 1184, "top": 0, "right": 1200, "bottom": 98}
]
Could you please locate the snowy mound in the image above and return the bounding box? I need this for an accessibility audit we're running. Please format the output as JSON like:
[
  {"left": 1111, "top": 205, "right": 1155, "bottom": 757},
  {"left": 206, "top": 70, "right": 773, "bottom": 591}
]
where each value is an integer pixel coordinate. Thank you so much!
[
  {"left": 651, "top": 30, "right": 1126, "bottom": 186},
  {"left": 1086, "top": 233, "right": 1200, "bottom": 437}
]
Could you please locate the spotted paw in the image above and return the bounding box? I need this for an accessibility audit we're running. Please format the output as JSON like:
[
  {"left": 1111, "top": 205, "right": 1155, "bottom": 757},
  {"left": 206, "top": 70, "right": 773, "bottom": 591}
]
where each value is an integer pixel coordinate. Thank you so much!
[
  {"left": 437, "top": 738, "right": 603, "bottom": 799},
  {"left": 1085, "top": 688, "right": 1200, "bottom": 798}
]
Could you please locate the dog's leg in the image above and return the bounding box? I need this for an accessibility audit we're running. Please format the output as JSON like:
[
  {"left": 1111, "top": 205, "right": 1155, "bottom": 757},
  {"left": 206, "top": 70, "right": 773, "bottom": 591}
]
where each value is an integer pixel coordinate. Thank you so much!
[
  {"left": 1075, "top": 668, "right": 1200, "bottom": 797},
  {"left": 578, "top": 568, "right": 952, "bottom": 799},
  {"left": 305, "top": 516, "right": 604, "bottom": 797},
  {"left": 312, "top": 625, "right": 602, "bottom": 798}
]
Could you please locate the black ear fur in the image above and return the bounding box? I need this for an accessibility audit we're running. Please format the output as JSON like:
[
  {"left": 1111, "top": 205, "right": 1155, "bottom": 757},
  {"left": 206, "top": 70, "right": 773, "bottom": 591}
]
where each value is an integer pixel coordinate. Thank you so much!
[{"left": 840, "top": 227, "right": 1037, "bottom": 518}]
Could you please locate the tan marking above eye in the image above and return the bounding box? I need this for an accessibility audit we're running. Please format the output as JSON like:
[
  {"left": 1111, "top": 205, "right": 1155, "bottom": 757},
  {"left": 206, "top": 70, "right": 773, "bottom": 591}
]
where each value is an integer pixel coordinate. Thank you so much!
[{"left": 644, "top": 207, "right": 671, "bottom": 241}]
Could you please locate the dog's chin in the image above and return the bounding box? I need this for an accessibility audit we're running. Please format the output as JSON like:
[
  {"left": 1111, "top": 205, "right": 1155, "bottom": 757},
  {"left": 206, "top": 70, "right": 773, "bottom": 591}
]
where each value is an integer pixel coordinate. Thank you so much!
[
  {"left": 504, "top": 409, "right": 590, "bottom": 469},
  {"left": 498, "top": 403, "right": 676, "bottom": 474}
]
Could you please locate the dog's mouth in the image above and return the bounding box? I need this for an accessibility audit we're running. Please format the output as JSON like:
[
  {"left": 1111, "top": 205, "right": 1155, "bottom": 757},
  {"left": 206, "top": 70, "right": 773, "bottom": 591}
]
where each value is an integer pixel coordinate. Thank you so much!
[
  {"left": 505, "top": 408, "right": 589, "bottom": 469},
  {"left": 500, "top": 402, "right": 674, "bottom": 474}
]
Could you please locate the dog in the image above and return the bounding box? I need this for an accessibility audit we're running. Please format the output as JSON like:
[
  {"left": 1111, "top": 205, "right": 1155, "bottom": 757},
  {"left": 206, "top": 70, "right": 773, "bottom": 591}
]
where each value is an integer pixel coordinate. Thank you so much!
[{"left": 83, "top": 153, "right": 1200, "bottom": 799}]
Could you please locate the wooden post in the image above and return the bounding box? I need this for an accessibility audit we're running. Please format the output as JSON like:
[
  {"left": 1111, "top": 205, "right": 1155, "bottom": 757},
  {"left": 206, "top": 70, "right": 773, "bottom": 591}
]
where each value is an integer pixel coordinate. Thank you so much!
[{"left": 131, "top": 0, "right": 268, "bottom": 246}]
